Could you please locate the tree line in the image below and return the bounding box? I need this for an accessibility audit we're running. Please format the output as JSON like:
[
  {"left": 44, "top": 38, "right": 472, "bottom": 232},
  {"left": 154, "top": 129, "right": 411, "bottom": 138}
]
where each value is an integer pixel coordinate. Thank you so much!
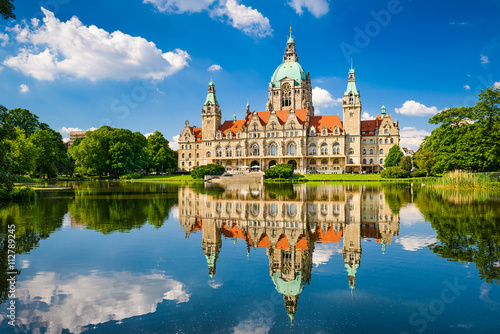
[{"left": 0, "top": 105, "right": 177, "bottom": 193}]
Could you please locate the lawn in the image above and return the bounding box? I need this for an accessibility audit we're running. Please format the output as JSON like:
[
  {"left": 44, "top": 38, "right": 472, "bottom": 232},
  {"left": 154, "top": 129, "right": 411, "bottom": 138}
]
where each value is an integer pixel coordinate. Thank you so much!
[
  {"left": 295, "top": 174, "right": 434, "bottom": 182},
  {"left": 125, "top": 174, "right": 199, "bottom": 183}
]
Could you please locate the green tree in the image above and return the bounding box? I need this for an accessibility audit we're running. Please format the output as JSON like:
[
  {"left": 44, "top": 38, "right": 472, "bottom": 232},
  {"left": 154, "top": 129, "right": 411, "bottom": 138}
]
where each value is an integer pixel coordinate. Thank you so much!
[
  {"left": 413, "top": 149, "right": 434, "bottom": 176},
  {"left": 191, "top": 164, "right": 225, "bottom": 180},
  {"left": 422, "top": 87, "right": 500, "bottom": 173},
  {"left": 0, "top": 0, "right": 15, "bottom": 20},
  {"left": 384, "top": 145, "right": 404, "bottom": 168},
  {"left": 0, "top": 105, "right": 13, "bottom": 191},
  {"left": 5, "top": 127, "right": 37, "bottom": 174},
  {"left": 399, "top": 155, "right": 412, "bottom": 174},
  {"left": 1, "top": 108, "right": 48, "bottom": 137},
  {"left": 145, "top": 131, "right": 176, "bottom": 173},
  {"left": 30, "top": 128, "right": 69, "bottom": 178},
  {"left": 69, "top": 127, "right": 112, "bottom": 176}
]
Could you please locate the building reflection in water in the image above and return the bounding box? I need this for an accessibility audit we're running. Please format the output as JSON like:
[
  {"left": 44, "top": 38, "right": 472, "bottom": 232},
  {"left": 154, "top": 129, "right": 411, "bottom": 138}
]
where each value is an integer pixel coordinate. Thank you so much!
[{"left": 178, "top": 184, "right": 399, "bottom": 325}]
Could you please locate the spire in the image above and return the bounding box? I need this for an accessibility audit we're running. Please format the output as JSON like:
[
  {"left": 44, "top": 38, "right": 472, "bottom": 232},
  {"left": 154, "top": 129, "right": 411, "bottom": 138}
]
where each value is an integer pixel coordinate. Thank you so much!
[
  {"left": 283, "top": 28, "right": 298, "bottom": 62},
  {"left": 287, "top": 26, "right": 295, "bottom": 44},
  {"left": 233, "top": 113, "right": 236, "bottom": 122},
  {"left": 350, "top": 58, "right": 354, "bottom": 73},
  {"left": 204, "top": 78, "right": 218, "bottom": 106},
  {"left": 381, "top": 103, "right": 386, "bottom": 116},
  {"left": 344, "top": 63, "right": 359, "bottom": 96}
]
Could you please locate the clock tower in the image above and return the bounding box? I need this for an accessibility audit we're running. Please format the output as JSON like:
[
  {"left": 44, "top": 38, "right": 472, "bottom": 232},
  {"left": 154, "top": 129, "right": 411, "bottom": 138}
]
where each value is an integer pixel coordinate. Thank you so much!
[{"left": 268, "top": 28, "right": 313, "bottom": 115}]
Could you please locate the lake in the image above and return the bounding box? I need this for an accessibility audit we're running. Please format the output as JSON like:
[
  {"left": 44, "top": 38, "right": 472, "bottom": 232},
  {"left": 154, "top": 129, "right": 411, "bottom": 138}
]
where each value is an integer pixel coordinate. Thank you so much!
[{"left": 0, "top": 181, "right": 499, "bottom": 333}]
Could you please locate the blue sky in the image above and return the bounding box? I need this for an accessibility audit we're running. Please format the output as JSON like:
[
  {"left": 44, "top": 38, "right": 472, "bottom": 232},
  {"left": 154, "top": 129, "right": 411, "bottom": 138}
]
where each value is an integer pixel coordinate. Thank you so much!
[{"left": 0, "top": 0, "right": 499, "bottom": 150}]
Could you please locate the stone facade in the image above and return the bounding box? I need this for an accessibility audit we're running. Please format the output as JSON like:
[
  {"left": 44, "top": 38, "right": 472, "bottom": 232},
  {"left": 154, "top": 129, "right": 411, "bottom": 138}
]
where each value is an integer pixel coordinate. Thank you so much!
[{"left": 178, "top": 30, "right": 400, "bottom": 173}]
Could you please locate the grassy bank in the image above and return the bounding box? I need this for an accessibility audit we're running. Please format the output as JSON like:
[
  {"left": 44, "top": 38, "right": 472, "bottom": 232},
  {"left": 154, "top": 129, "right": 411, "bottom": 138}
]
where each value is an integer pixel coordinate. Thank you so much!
[
  {"left": 120, "top": 174, "right": 200, "bottom": 183},
  {"left": 288, "top": 174, "right": 435, "bottom": 183},
  {"left": 428, "top": 170, "right": 500, "bottom": 189},
  {"left": 0, "top": 187, "right": 37, "bottom": 202}
]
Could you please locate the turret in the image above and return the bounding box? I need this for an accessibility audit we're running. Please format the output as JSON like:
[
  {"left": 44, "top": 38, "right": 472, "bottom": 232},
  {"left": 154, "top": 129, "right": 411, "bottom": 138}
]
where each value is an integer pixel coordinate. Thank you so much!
[{"left": 201, "top": 79, "right": 222, "bottom": 141}]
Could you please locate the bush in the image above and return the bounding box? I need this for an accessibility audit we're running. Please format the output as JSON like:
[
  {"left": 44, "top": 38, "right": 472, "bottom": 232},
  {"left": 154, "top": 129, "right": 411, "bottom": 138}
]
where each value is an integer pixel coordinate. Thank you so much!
[
  {"left": 190, "top": 164, "right": 225, "bottom": 180},
  {"left": 119, "top": 172, "right": 143, "bottom": 180},
  {"left": 381, "top": 166, "right": 408, "bottom": 179},
  {"left": 264, "top": 164, "right": 294, "bottom": 179},
  {"left": 410, "top": 170, "right": 427, "bottom": 178},
  {"left": 0, "top": 187, "right": 37, "bottom": 202}
]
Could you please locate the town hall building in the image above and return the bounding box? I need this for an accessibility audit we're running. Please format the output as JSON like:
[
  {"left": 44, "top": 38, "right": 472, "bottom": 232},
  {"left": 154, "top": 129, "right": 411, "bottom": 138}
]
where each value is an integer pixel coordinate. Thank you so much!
[{"left": 178, "top": 29, "right": 400, "bottom": 173}]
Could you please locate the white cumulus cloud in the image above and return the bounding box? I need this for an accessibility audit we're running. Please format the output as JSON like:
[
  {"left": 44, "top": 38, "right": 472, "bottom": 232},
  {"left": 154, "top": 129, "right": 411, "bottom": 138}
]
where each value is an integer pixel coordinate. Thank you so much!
[
  {"left": 170, "top": 134, "right": 180, "bottom": 150},
  {"left": 143, "top": 0, "right": 216, "bottom": 13},
  {"left": 463, "top": 85, "right": 470, "bottom": 90},
  {"left": 208, "top": 64, "right": 222, "bottom": 72},
  {"left": 3, "top": 8, "right": 190, "bottom": 81},
  {"left": 145, "top": 0, "right": 272, "bottom": 38},
  {"left": 399, "top": 126, "right": 431, "bottom": 151},
  {"left": 361, "top": 111, "right": 375, "bottom": 120},
  {"left": 395, "top": 100, "right": 440, "bottom": 116},
  {"left": 13, "top": 271, "right": 190, "bottom": 334},
  {"left": 480, "top": 54, "right": 489, "bottom": 64},
  {"left": 19, "top": 84, "right": 29, "bottom": 93},
  {"left": 312, "top": 86, "right": 341, "bottom": 108},
  {"left": 312, "top": 243, "right": 342, "bottom": 267},
  {"left": 212, "top": 0, "right": 273, "bottom": 38},
  {"left": 397, "top": 235, "right": 437, "bottom": 252},
  {"left": 494, "top": 81, "right": 500, "bottom": 89},
  {"left": 287, "top": 0, "right": 330, "bottom": 18},
  {"left": 0, "top": 32, "right": 9, "bottom": 46}
]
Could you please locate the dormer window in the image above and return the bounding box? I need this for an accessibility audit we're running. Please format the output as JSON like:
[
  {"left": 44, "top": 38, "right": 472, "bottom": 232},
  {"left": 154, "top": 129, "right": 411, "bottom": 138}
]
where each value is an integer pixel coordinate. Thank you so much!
[
  {"left": 309, "top": 127, "right": 316, "bottom": 136},
  {"left": 253, "top": 123, "right": 258, "bottom": 131},
  {"left": 322, "top": 127, "right": 327, "bottom": 136}
]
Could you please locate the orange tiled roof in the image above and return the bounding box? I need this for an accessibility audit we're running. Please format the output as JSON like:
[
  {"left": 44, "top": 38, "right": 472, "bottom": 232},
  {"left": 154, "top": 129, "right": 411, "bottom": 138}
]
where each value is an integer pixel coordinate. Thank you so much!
[
  {"left": 258, "top": 234, "right": 270, "bottom": 248},
  {"left": 244, "top": 109, "right": 308, "bottom": 127},
  {"left": 296, "top": 235, "right": 308, "bottom": 251},
  {"left": 220, "top": 120, "right": 245, "bottom": 136},
  {"left": 276, "top": 235, "right": 290, "bottom": 250},
  {"left": 309, "top": 115, "right": 343, "bottom": 134},
  {"left": 189, "top": 127, "right": 203, "bottom": 141}
]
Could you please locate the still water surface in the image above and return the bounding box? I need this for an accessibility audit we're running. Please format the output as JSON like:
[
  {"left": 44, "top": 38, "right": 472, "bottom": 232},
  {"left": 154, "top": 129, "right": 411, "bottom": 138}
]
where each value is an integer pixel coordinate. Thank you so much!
[{"left": 0, "top": 182, "right": 499, "bottom": 333}]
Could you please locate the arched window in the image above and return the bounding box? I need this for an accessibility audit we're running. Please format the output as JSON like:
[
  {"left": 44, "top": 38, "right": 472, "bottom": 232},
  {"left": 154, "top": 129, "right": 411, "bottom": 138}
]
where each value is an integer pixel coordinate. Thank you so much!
[
  {"left": 363, "top": 149, "right": 366, "bottom": 155},
  {"left": 309, "top": 143, "right": 317, "bottom": 155},
  {"left": 390, "top": 138, "right": 394, "bottom": 144},
  {"left": 188, "top": 153, "right": 192, "bottom": 158},
  {"left": 333, "top": 158, "right": 339, "bottom": 164},
  {"left": 251, "top": 143, "right": 259, "bottom": 156},
  {"left": 348, "top": 148, "right": 354, "bottom": 154},
  {"left": 380, "top": 158, "right": 383, "bottom": 164},
  {"left": 216, "top": 146, "right": 223, "bottom": 157},
  {"left": 196, "top": 153, "right": 199, "bottom": 158},
  {"left": 385, "top": 138, "right": 388, "bottom": 144},
  {"left": 384, "top": 128, "right": 389, "bottom": 134},
  {"left": 349, "top": 92, "right": 354, "bottom": 104},
  {"left": 268, "top": 203, "right": 277, "bottom": 217},
  {"left": 236, "top": 145, "right": 243, "bottom": 157},
  {"left": 334, "top": 128, "right": 339, "bottom": 135},
  {"left": 363, "top": 159, "right": 366, "bottom": 164},
  {"left": 268, "top": 143, "right": 277, "bottom": 156},
  {"left": 322, "top": 127, "right": 327, "bottom": 136},
  {"left": 287, "top": 204, "right": 297, "bottom": 217},
  {"left": 369, "top": 159, "right": 374, "bottom": 164},
  {"left": 379, "top": 139, "right": 383, "bottom": 144},
  {"left": 333, "top": 142, "right": 340, "bottom": 155},
  {"left": 321, "top": 143, "right": 328, "bottom": 155},
  {"left": 181, "top": 153, "right": 185, "bottom": 158},
  {"left": 206, "top": 151, "right": 211, "bottom": 158},
  {"left": 369, "top": 149, "right": 373, "bottom": 155},
  {"left": 181, "top": 145, "right": 184, "bottom": 149},
  {"left": 321, "top": 158, "right": 328, "bottom": 165},
  {"left": 363, "top": 139, "right": 366, "bottom": 144},
  {"left": 309, "top": 159, "right": 316, "bottom": 165},
  {"left": 349, "top": 158, "right": 354, "bottom": 164},
  {"left": 226, "top": 146, "right": 232, "bottom": 157},
  {"left": 287, "top": 142, "right": 297, "bottom": 155},
  {"left": 182, "top": 162, "right": 185, "bottom": 166},
  {"left": 380, "top": 149, "right": 384, "bottom": 155},
  {"left": 310, "top": 127, "right": 316, "bottom": 136}
]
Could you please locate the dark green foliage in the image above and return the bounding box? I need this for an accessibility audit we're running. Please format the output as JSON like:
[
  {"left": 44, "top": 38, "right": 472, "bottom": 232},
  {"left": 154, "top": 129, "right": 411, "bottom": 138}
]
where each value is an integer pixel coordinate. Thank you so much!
[
  {"left": 381, "top": 166, "right": 408, "bottom": 178},
  {"left": 145, "top": 131, "right": 177, "bottom": 173},
  {"left": 0, "top": 187, "right": 37, "bottom": 202},
  {"left": 0, "top": 0, "right": 15, "bottom": 19},
  {"left": 69, "top": 126, "right": 148, "bottom": 176},
  {"left": 421, "top": 86, "right": 500, "bottom": 173},
  {"left": 410, "top": 170, "right": 427, "bottom": 178},
  {"left": 264, "top": 163, "right": 294, "bottom": 179},
  {"left": 384, "top": 145, "right": 404, "bottom": 168},
  {"left": 413, "top": 150, "right": 434, "bottom": 177},
  {"left": 399, "top": 155, "right": 412, "bottom": 173},
  {"left": 0, "top": 108, "right": 46, "bottom": 137},
  {"left": 119, "top": 172, "right": 144, "bottom": 180},
  {"left": 190, "top": 164, "right": 225, "bottom": 180},
  {"left": 30, "top": 128, "right": 69, "bottom": 178}
]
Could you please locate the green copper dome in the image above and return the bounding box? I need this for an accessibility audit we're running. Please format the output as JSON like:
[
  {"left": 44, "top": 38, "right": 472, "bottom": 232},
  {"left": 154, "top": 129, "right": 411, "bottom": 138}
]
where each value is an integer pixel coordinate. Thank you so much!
[
  {"left": 272, "top": 272, "right": 306, "bottom": 296},
  {"left": 271, "top": 61, "right": 306, "bottom": 87}
]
